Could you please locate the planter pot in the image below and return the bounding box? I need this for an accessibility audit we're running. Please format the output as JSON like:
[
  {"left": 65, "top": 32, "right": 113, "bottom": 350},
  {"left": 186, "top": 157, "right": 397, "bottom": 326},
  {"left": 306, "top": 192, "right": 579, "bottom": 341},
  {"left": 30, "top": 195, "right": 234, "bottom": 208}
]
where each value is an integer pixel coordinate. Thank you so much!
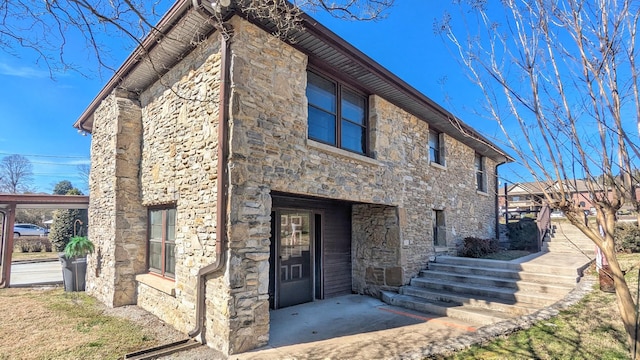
[{"left": 59, "top": 253, "right": 87, "bottom": 292}]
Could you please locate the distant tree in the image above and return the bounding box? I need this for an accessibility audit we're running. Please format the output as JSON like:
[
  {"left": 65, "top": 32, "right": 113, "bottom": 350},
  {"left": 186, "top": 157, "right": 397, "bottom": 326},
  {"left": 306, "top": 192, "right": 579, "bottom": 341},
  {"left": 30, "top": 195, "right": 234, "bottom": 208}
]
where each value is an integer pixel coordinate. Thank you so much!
[
  {"left": 77, "top": 164, "right": 91, "bottom": 193},
  {"left": 48, "top": 187, "right": 87, "bottom": 251},
  {"left": 0, "top": 154, "right": 33, "bottom": 193},
  {"left": 53, "top": 180, "right": 74, "bottom": 195},
  {"left": 15, "top": 209, "right": 53, "bottom": 226}
]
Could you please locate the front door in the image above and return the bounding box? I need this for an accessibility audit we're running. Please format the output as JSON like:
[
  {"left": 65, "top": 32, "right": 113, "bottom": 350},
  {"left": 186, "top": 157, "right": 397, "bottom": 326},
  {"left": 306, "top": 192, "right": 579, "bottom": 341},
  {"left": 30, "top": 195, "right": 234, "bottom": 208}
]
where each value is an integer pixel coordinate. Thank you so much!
[{"left": 270, "top": 210, "right": 314, "bottom": 309}]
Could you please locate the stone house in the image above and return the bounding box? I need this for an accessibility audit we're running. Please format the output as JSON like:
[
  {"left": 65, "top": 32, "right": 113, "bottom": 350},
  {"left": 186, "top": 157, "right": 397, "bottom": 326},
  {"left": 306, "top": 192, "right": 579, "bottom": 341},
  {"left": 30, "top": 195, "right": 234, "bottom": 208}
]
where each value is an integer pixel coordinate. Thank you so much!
[{"left": 73, "top": 1, "right": 511, "bottom": 355}]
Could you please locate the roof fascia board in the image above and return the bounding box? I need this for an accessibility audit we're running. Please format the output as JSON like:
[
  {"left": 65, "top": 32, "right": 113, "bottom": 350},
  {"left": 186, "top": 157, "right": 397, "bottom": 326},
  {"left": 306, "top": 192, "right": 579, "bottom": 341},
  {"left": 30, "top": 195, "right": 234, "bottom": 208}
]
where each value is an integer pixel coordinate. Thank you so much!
[{"left": 73, "top": 0, "right": 193, "bottom": 132}]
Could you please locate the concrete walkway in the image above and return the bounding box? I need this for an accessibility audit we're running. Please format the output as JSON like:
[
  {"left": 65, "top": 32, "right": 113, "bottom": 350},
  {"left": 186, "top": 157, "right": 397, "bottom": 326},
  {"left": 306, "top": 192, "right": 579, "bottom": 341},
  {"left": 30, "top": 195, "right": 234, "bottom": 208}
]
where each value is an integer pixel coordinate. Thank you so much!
[{"left": 231, "top": 294, "right": 478, "bottom": 360}]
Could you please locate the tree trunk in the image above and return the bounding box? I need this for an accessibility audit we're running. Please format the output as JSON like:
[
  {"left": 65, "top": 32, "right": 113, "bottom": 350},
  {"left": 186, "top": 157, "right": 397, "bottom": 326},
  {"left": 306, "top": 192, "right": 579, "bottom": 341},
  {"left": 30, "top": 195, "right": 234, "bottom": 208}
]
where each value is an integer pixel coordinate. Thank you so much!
[{"left": 599, "top": 212, "right": 640, "bottom": 358}]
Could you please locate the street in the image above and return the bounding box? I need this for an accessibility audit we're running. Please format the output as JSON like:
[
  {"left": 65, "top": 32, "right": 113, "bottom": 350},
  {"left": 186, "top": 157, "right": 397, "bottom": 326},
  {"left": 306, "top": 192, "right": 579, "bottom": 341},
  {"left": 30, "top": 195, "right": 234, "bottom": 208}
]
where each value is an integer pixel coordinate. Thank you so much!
[{"left": 10, "top": 260, "right": 62, "bottom": 286}]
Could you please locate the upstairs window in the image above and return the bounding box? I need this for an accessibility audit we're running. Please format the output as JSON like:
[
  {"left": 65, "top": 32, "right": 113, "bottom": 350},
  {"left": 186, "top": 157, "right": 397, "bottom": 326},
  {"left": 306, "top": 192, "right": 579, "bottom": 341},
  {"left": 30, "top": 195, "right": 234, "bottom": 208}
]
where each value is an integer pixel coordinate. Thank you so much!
[
  {"left": 475, "top": 153, "right": 486, "bottom": 192},
  {"left": 149, "top": 207, "right": 176, "bottom": 278},
  {"left": 429, "top": 130, "right": 445, "bottom": 166},
  {"left": 307, "top": 71, "right": 367, "bottom": 155}
]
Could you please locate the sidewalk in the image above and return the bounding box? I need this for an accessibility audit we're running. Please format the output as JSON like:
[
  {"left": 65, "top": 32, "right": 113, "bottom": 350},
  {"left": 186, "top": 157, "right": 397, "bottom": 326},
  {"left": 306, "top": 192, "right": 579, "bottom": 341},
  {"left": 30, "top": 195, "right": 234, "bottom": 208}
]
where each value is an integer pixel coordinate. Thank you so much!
[{"left": 231, "top": 294, "right": 477, "bottom": 360}]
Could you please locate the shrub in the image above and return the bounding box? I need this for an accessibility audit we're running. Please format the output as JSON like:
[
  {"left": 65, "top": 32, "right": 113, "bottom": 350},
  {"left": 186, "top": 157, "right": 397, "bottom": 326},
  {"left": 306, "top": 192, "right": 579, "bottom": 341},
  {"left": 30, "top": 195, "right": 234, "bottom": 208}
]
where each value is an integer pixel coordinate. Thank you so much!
[
  {"left": 615, "top": 223, "right": 640, "bottom": 253},
  {"left": 42, "top": 239, "right": 53, "bottom": 252},
  {"left": 14, "top": 239, "right": 29, "bottom": 253},
  {"left": 29, "top": 241, "right": 42, "bottom": 252},
  {"left": 457, "top": 237, "right": 499, "bottom": 258},
  {"left": 507, "top": 218, "right": 538, "bottom": 251}
]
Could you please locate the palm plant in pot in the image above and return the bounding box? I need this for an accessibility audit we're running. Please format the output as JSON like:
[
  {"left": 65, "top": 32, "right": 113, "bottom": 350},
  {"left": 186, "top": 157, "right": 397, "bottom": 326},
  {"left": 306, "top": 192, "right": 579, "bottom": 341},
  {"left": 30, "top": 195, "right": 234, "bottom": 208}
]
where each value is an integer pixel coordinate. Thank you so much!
[{"left": 60, "top": 236, "right": 94, "bottom": 292}]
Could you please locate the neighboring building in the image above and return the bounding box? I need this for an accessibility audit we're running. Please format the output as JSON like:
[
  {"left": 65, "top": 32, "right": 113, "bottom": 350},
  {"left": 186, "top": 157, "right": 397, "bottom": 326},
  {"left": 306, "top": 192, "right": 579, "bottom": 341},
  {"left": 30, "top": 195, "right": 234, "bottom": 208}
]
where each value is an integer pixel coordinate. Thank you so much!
[
  {"left": 499, "top": 180, "right": 639, "bottom": 214},
  {"left": 74, "top": 2, "right": 511, "bottom": 355}
]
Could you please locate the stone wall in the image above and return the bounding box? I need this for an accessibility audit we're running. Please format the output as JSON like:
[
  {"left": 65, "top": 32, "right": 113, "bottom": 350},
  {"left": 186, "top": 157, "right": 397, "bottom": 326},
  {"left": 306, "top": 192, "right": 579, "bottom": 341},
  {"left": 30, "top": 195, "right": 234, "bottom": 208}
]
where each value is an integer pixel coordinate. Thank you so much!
[
  {"left": 226, "top": 16, "right": 498, "bottom": 295},
  {"left": 86, "top": 13, "right": 501, "bottom": 356},
  {"left": 352, "top": 204, "right": 402, "bottom": 297},
  {"left": 136, "top": 32, "right": 230, "bottom": 351},
  {"left": 86, "top": 89, "right": 147, "bottom": 307}
]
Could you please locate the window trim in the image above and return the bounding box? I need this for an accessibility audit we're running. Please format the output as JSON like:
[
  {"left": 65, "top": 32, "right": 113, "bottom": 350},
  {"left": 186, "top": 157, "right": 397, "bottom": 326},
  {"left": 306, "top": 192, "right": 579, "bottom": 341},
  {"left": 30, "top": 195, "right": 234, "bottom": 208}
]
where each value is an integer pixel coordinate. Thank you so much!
[
  {"left": 306, "top": 69, "right": 369, "bottom": 156},
  {"left": 147, "top": 206, "right": 176, "bottom": 279}
]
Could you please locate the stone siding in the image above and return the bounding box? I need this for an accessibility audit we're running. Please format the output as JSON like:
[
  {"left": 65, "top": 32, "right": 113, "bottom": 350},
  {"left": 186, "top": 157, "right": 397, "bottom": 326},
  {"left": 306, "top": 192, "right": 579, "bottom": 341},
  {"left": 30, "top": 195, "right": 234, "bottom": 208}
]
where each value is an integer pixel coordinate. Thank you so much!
[
  {"left": 86, "top": 89, "right": 147, "bottom": 307},
  {"left": 85, "top": 14, "right": 500, "bottom": 356},
  {"left": 136, "top": 33, "right": 230, "bottom": 351},
  {"left": 352, "top": 204, "right": 402, "bottom": 297}
]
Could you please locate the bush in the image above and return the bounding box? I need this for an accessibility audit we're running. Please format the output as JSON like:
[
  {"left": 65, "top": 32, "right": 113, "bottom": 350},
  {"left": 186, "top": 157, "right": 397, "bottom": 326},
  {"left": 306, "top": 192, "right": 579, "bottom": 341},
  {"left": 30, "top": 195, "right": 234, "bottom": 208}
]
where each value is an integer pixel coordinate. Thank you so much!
[
  {"left": 615, "top": 223, "right": 640, "bottom": 253},
  {"left": 507, "top": 218, "right": 538, "bottom": 251},
  {"left": 457, "top": 237, "right": 499, "bottom": 258},
  {"left": 29, "top": 241, "right": 42, "bottom": 252},
  {"left": 14, "top": 239, "right": 30, "bottom": 253},
  {"left": 13, "top": 238, "right": 53, "bottom": 253}
]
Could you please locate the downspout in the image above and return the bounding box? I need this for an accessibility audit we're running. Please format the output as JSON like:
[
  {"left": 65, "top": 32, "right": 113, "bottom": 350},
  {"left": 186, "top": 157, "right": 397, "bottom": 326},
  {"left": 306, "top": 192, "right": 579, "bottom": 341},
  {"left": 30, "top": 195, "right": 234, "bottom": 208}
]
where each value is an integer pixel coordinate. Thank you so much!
[
  {"left": 495, "top": 162, "right": 505, "bottom": 241},
  {"left": 188, "top": 15, "right": 232, "bottom": 340}
]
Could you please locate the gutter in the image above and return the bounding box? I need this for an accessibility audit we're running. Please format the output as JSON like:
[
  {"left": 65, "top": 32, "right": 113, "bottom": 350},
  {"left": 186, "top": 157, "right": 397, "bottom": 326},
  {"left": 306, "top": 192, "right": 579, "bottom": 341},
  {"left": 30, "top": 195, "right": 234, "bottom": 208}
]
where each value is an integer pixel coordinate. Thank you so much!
[{"left": 188, "top": 0, "right": 231, "bottom": 340}]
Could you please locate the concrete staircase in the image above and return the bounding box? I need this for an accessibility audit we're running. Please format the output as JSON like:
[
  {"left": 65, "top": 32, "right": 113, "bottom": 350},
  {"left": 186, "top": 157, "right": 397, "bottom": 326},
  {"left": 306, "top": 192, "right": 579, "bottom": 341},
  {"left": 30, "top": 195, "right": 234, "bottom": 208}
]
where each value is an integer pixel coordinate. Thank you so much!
[
  {"left": 545, "top": 220, "right": 596, "bottom": 257},
  {"left": 382, "top": 221, "right": 594, "bottom": 327}
]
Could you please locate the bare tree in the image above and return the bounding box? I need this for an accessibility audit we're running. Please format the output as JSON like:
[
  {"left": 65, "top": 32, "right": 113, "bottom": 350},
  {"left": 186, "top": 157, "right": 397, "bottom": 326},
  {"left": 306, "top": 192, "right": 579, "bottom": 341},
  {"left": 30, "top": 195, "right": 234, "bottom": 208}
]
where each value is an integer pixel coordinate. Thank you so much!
[
  {"left": 439, "top": 0, "right": 640, "bottom": 357},
  {"left": 0, "top": 0, "right": 392, "bottom": 77},
  {"left": 76, "top": 164, "right": 91, "bottom": 193},
  {"left": 0, "top": 154, "right": 34, "bottom": 193}
]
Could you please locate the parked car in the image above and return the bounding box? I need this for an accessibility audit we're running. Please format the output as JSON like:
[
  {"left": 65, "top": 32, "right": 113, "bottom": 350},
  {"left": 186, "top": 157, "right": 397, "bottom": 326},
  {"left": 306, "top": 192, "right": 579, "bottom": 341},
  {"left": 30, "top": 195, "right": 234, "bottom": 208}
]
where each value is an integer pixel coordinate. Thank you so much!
[
  {"left": 13, "top": 223, "right": 49, "bottom": 237},
  {"left": 550, "top": 210, "right": 565, "bottom": 218}
]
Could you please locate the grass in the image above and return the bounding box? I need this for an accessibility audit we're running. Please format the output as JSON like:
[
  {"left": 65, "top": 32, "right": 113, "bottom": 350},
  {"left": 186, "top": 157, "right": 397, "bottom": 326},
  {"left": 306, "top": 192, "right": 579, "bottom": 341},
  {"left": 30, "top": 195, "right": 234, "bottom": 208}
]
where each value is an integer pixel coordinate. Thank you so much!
[
  {"left": 441, "top": 253, "right": 640, "bottom": 359},
  {"left": 0, "top": 288, "right": 159, "bottom": 360},
  {"left": 12, "top": 251, "right": 58, "bottom": 262}
]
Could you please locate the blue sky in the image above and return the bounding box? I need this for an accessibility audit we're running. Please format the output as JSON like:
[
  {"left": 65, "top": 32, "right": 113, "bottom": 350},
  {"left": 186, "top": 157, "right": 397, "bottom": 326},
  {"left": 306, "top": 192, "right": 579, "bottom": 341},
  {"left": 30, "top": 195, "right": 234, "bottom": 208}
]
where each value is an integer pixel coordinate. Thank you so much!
[{"left": 0, "top": 1, "right": 521, "bottom": 194}]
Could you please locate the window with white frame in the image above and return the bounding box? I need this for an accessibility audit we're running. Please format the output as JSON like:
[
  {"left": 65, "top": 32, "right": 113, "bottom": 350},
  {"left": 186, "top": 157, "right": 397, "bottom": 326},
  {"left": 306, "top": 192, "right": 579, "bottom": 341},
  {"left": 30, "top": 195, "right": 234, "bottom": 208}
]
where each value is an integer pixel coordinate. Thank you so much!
[
  {"left": 475, "top": 153, "right": 486, "bottom": 192},
  {"left": 429, "top": 130, "right": 445, "bottom": 166},
  {"left": 148, "top": 207, "right": 176, "bottom": 278}
]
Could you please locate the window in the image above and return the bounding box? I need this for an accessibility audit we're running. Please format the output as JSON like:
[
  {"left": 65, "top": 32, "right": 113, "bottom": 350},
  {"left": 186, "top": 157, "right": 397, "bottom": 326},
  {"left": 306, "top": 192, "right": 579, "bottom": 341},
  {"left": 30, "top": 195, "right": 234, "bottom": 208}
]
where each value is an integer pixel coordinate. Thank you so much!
[
  {"left": 429, "top": 130, "right": 445, "bottom": 166},
  {"left": 433, "top": 210, "right": 446, "bottom": 246},
  {"left": 148, "top": 207, "right": 176, "bottom": 278},
  {"left": 307, "top": 71, "right": 367, "bottom": 154},
  {"left": 475, "top": 153, "right": 486, "bottom": 192}
]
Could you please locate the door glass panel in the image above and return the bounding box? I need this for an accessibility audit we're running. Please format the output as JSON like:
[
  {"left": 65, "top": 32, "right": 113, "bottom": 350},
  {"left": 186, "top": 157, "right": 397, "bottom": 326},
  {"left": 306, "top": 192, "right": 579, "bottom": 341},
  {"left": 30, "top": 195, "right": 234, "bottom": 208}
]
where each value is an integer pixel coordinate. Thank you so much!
[{"left": 278, "top": 210, "right": 313, "bottom": 308}]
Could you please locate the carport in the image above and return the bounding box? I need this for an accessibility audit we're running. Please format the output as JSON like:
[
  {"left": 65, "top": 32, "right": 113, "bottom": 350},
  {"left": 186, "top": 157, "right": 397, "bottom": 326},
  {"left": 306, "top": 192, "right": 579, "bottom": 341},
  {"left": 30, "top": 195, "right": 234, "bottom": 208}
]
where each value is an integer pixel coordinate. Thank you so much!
[{"left": 0, "top": 194, "right": 89, "bottom": 287}]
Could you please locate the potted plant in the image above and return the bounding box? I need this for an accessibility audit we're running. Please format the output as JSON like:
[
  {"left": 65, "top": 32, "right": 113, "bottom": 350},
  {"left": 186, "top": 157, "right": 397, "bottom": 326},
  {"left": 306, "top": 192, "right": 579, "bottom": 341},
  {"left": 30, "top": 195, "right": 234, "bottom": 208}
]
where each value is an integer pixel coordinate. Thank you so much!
[{"left": 59, "top": 236, "right": 94, "bottom": 292}]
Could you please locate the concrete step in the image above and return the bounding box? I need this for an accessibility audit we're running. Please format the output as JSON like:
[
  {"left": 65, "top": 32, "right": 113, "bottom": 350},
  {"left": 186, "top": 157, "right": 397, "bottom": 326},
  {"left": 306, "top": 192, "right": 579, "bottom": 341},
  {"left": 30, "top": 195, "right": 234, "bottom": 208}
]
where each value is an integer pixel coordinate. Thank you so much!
[
  {"left": 425, "top": 263, "right": 578, "bottom": 286},
  {"left": 409, "top": 277, "right": 571, "bottom": 303},
  {"left": 399, "top": 286, "right": 538, "bottom": 316},
  {"left": 381, "top": 291, "right": 511, "bottom": 326},
  {"left": 435, "top": 255, "right": 581, "bottom": 277}
]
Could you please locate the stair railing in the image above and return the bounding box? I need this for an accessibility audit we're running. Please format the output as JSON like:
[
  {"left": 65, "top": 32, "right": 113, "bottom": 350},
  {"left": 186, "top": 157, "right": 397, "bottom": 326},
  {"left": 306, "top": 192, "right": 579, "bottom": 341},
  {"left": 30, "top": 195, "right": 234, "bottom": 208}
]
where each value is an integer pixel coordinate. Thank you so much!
[{"left": 536, "top": 204, "right": 551, "bottom": 252}]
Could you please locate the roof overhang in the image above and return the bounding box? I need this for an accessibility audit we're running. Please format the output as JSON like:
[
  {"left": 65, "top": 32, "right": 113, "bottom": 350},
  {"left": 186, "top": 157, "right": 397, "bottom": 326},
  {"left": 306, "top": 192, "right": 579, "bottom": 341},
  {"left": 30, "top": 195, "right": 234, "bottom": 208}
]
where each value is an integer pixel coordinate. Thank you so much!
[
  {"left": 73, "top": 0, "right": 513, "bottom": 163},
  {"left": 0, "top": 194, "right": 90, "bottom": 210}
]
